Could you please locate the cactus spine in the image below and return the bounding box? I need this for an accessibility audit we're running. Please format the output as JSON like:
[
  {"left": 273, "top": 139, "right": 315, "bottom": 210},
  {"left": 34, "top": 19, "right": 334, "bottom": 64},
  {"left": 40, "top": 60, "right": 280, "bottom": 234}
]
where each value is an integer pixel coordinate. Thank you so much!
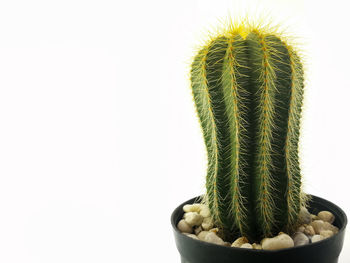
[{"left": 191, "top": 24, "right": 304, "bottom": 241}]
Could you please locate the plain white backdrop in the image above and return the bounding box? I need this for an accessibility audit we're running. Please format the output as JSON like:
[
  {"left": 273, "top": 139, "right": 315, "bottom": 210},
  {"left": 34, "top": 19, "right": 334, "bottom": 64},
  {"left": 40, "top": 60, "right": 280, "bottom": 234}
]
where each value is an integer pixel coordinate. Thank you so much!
[{"left": 0, "top": 0, "right": 349, "bottom": 262}]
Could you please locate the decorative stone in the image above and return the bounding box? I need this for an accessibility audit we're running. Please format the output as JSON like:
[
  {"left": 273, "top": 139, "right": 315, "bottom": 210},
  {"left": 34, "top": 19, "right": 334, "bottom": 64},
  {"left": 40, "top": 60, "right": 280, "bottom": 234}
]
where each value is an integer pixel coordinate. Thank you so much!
[
  {"left": 204, "top": 232, "right": 225, "bottom": 245},
  {"left": 261, "top": 233, "right": 294, "bottom": 250},
  {"left": 208, "top": 228, "right": 225, "bottom": 239},
  {"left": 184, "top": 212, "right": 204, "bottom": 227},
  {"left": 200, "top": 205, "right": 211, "bottom": 218},
  {"left": 183, "top": 203, "right": 211, "bottom": 218},
  {"left": 202, "top": 217, "right": 214, "bottom": 230},
  {"left": 183, "top": 204, "right": 202, "bottom": 213},
  {"left": 197, "top": 231, "right": 209, "bottom": 241},
  {"left": 241, "top": 243, "right": 253, "bottom": 249},
  {"left": 311, "top": 235, "right": 324, "bottom": 243},
  {"left": 209, "top": 228, "right": 219, "bottom": 233},
  {"left": 293, "top": 232, "right": 309, "bottom": 247},
  {"left": 299, "top": 207, "right": 312, "bottom": 224},
  {"left": 318, "top": 211, "right": 335, "bottom": 224},
  {"left": 311, "top": 220, "right": 339, "bottom": 234},
  {"left": 252, "top": 243, "right": 262, "bottom": 249},
  {"left": 297, "top": 225, "right": 305, "bottom": 233},
  {"left": 323, "top": 222, "right": 339, "bottom": 234},
  {"left": 311, "top": 220, "right": 324, "bottom": 234},
  {"left": 185, "top": 233, "right": 199, "bottom": 240},
  {"left": 194, "top": 226, "right": 202, "bottom": 235},
  {"left": 304, "top": 225, "right": 315, "bottom": 236},
  {"left": 311, "top": 214, "right": 319, "bottom": 221},
  {"left": 320, "top": 230, "right": 334, "bottom": 238},
  {"left": 231, "top": 237, "right": 249, "bottom": 247},
  {"left": 177, "top": 219, "right": 193, "bottom": 233}
]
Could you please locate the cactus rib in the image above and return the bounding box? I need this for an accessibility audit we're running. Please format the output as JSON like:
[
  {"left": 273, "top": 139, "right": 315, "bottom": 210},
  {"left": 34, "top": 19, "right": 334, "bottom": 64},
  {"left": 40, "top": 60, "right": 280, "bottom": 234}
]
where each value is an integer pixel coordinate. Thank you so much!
[
  {"left": 191, "top": 46, "right": 221, "bottom": 224},
  {"left": 222, "top": 34, "right": 253, "bottom": 236},
  {"left": 285, "top": 48, "right": 304, "bottom": 230}
]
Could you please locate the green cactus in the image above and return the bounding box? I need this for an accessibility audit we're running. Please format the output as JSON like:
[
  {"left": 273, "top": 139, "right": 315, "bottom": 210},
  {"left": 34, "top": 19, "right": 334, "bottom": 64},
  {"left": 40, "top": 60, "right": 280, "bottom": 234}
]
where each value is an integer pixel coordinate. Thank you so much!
[{"left": 191, "top": 24, "right": 306, "bottom": 241}]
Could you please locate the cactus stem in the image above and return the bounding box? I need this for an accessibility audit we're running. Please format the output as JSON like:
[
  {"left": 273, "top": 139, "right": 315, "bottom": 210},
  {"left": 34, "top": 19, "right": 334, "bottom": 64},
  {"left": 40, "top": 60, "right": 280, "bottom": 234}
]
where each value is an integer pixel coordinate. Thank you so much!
[
  {"left": 249, "top": 33, "right": 278, "bottom": 236},
  {"left": 285, "top": 46, "right": 304, "bottom": 230},
  {"left": 191, "top": 23, "right": 305, "bottom": 241},
  {"left": 223, "top": 36, "right": 247, "bottom": 235},
  {"left": 191, "top": 46, "right": 221, "bottom": 224}
]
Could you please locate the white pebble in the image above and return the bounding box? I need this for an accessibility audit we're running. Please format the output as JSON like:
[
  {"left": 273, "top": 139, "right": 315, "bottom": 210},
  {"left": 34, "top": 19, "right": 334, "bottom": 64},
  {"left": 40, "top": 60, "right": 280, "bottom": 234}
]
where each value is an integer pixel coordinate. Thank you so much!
[
  {"left": 299, "top": 207, "right": 312, "bottom": 224},
  {"left": 252, "top": 243, "right": 262, "bottom": 249},
  {"left": 261, "top": 233, "right": 294, "bottom": 250},
  {"left": 231, "top": 237, "right": 249, "bottom": 247},
  {"left": 311, "top": 220, "right": 339, "bottom": 234},
  {"left": 184, "top": 212, "right": 204, "bottom": 227},
  {"left": 183, "top": 203, "right": 212, "bottom": 218},
  {"left": 197, "top": 231, "right": 209, "bottom": 241},
  {"left": 194, "top": 226, "right": 202, "bottom": 235},
  {"left": 311, "top": 235, "right": 324, "bottom": 243},
  {"left": 177, "top": 219, "right": 193, "bottom": 233},
  {"left": 324, "top": 222, "right": 339, "bottom": 234},
  {"left": 297, "top": 225, "right": 305, "bottom": 233},
  {"left": 183, "top": 204, "right": 202, "bottom": 213},
  {"left": 201, "top": 217, "right": 214, "bottom": 230},
  {"left": 208, "top": 228, "right": 224, "bottom": 239},
  {"left": 293, "top": 232, "right": 309, "bottom": 247},
  {"left": 304, "top": 225, "right": 315, "bottom": 236},
  {"left": 320, "top": 230, "right": 334, "bottom": 238},
  {"left": 204, "top": 232, "right": 225, "bottom": 246},
  {"left": 318, "top": 211, "right": 335, "bottom": 224},
  {"left": 311, "top": 220, "right": 324, "bottom": 234},
  {"left": 199, "top": 205, "right": 211, "bottom": 218},
  {"left": 240, "top": 243, "right": 253, "bottom": 249},
  {"left": 311, "top": 214, "right": 319, "bottom": 221},
  {"left": 185, "top": 233, "right": 199, "bottom": 240},
  {"left": 209, "top": 228, "right": 219, "bottom": 233}
]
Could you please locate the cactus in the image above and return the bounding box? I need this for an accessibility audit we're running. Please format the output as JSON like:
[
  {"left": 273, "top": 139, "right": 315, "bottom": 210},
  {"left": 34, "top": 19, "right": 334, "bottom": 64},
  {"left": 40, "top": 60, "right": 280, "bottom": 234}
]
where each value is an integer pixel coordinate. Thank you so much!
[{"left": 191, "top": 23, "right": 306, "bottom": 241}]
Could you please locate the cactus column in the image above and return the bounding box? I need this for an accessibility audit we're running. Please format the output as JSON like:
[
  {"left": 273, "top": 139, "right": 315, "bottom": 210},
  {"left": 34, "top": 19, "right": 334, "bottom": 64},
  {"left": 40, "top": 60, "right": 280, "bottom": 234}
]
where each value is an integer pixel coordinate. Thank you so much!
[{"left": 191, "top": 27, "right": 304, "bottom": 241}]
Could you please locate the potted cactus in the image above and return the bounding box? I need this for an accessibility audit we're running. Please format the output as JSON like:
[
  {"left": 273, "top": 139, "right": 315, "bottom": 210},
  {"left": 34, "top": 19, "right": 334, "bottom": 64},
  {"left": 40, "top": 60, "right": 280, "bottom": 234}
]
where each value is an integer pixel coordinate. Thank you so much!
[{"left": 171, "top": 21, "right": 347, "bottom": 263}]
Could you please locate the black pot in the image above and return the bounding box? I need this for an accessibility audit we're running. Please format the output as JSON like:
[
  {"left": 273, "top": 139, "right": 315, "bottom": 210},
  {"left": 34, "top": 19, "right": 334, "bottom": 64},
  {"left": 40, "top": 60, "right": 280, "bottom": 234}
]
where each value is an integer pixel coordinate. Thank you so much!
[{"left": 171, "top": 195, "right": 347, "bottom": 263}]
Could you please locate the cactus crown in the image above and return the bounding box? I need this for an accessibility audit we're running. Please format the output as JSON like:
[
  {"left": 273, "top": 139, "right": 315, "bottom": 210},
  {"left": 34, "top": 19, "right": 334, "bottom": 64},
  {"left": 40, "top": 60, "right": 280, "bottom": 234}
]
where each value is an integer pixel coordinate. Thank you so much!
[{"left": 190, "top": 21, "right": 307, "bottom": 241}]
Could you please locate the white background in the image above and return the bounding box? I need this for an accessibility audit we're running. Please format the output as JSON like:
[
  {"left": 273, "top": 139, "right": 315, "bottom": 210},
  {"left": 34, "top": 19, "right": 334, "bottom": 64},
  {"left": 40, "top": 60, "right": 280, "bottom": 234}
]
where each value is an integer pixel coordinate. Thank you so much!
[{"left": 0, "top": 0, "right": 349, "bottom": 262}]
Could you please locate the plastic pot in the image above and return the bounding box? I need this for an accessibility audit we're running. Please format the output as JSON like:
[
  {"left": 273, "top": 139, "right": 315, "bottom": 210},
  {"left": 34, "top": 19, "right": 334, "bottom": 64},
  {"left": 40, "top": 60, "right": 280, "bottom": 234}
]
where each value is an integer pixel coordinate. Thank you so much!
[{"left": 171, "top": 195, "right": 347, "bottom": 263}]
